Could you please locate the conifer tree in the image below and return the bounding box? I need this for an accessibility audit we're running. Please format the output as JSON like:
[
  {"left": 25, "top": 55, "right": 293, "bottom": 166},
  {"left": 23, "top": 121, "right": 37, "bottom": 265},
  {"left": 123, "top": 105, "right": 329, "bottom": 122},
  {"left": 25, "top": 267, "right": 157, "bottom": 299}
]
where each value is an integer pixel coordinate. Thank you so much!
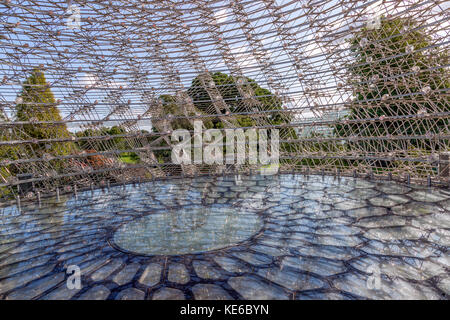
[{"left": 15, "top": 68, "right": 75, "bottom": 158}]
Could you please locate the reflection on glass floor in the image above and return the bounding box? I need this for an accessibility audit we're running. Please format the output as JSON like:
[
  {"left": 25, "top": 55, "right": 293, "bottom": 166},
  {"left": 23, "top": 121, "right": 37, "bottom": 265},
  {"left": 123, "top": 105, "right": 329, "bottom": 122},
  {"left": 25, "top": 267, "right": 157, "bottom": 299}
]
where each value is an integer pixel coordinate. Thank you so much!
[
  {"left": 113, "top": 205, "right": 263, "bottom": 255},
  {"left": 0, "top": 174, "right": 449, "bottom": 300}
]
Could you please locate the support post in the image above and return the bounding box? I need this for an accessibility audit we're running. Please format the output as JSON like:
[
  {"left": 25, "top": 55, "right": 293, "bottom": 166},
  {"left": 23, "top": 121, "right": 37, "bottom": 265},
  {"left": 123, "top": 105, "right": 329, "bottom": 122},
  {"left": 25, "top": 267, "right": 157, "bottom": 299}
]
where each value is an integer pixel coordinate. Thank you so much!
[
  {"left": 439, "top": 153, "right": 449, "bottom": 180},
  {"left": 17, "top": 173, "right": 33, "bottom": 196},
  {"left": 16, "top": 195, "right": 21, "bottom": 213}
]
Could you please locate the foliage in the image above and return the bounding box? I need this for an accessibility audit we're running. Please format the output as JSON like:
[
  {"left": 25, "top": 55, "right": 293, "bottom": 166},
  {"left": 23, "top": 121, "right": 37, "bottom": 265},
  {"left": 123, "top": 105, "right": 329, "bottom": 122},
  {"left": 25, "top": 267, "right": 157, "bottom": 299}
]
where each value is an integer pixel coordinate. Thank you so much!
[
  {"left": 15, "top": 68, "right": 75, "bottom": 158},
  {"left": 187, "top": 72, "right": 287, "bottom": 125},
  {"left": 335, "top": 17, "right": 449, "bottom": 153},
  {"left": 150, "top": 72, "right": 298, "bottom": 164},
  {"left": 119, "top": 152, "right": 140, "bottom": 164},
  {"left": 76, "top": 125, "right": 129, "bottom": 151},
  {"left": 84, "top": 149, "right": 111, "bottom": 169}
]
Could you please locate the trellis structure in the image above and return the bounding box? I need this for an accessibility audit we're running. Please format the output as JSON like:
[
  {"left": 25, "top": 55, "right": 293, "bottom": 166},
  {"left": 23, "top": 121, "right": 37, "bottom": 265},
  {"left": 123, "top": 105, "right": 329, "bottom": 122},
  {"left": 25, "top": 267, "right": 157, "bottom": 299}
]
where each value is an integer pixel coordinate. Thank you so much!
[{"left": 0, "top": 0, "right": 449, "bottom": 201}]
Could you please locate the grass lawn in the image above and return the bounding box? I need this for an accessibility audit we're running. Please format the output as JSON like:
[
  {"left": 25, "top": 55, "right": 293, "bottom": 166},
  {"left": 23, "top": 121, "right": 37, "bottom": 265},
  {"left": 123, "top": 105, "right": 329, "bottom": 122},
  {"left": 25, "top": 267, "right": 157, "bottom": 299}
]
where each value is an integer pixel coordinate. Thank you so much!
[{"left": 119, "top": 152, "right": 140, "bottom": 164}]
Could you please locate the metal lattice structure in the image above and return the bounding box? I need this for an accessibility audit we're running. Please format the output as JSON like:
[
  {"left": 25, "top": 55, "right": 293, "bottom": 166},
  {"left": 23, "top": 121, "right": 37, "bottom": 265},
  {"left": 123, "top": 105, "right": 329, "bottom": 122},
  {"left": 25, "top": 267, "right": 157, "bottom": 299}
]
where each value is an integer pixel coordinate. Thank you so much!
[{"left": 0, "top": 0, "right": 449, "bottom": 200}]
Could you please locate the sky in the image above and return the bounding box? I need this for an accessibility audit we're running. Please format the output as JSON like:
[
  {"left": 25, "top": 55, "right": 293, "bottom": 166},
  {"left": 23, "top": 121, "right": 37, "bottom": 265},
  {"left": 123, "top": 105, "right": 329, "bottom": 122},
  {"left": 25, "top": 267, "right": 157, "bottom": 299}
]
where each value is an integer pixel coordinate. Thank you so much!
[{"left": 0, "top": 0, "right": 448, "bottom": 133}]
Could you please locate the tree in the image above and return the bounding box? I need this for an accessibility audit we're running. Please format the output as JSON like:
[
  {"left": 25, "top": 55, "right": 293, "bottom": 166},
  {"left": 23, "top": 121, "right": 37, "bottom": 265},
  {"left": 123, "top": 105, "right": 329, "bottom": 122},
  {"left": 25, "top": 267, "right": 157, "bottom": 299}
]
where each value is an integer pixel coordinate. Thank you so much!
[
  {"left": 15, "top": 68, "right": 75, "bottom": 160},
  {"left": 0, "top": 110, "right": 17, "bottom": 197},
  {"left": 151, "top": 72, "right": 298, "bottom": 164},
  {"left": 0, "top": 110, "right": 17, "bottom": 163},
  {"left": 76, "top": 125, "right": 141, "bottom": 164},
  {"left": 187, "top": 72, "right": 298, "bottom": 153},
  {"left": 187, "top": 72, "right": 287, "bottom": 126},
  {"left": 148, "top": 94, "right": 213, "bottom": 163},
  {"left": 335, "top": 17, "right": 449, "bottom": 156}
]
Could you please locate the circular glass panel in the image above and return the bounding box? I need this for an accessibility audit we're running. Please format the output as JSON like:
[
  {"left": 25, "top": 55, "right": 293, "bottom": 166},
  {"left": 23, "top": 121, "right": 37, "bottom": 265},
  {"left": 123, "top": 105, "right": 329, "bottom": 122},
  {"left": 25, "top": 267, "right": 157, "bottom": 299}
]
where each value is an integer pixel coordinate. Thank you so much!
[{"left": 112, "top": 205, "right": 263, "bottom": 255}]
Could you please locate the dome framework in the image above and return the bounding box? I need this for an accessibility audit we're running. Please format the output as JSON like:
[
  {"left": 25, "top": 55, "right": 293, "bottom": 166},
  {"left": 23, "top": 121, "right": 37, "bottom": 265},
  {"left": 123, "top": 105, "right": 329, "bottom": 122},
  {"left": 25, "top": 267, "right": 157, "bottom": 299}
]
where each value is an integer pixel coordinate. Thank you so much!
[{"left": 0, "top": 0, "right": 449, "bottom": 200}]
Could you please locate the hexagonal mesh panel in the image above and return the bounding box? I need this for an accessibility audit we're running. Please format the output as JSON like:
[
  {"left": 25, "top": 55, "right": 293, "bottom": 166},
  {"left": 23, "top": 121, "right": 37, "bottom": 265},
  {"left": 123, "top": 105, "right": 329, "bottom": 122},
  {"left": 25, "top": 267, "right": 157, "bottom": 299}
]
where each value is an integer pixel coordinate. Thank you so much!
[{"left": 0, "top": 0, "right": 448, "bottom": 200}]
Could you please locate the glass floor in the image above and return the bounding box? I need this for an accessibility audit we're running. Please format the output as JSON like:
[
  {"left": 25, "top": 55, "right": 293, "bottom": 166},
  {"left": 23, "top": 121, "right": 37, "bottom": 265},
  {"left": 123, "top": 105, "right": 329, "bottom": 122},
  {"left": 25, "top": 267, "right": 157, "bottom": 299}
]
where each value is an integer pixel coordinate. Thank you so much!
[{"left": 0, "top": 174, "right": 448, "bottom": 300}]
